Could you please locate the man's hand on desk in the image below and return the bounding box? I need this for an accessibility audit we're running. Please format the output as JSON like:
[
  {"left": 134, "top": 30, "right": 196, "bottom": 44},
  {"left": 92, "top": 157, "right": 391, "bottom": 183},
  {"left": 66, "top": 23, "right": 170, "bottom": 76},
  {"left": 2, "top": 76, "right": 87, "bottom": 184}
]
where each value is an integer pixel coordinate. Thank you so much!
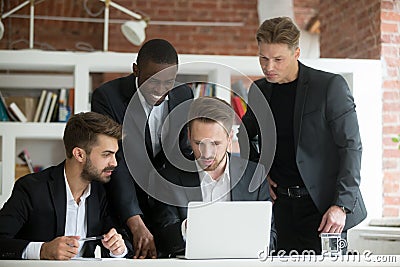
[
  {"left": 101, "top": 228, "right": 127, "bottom": 256},
  {"left": 127, "top": 215, "right": 157, "bottom": 259},
  {"left": 40, "top": 236, "right": 80, "bottom": 260}
]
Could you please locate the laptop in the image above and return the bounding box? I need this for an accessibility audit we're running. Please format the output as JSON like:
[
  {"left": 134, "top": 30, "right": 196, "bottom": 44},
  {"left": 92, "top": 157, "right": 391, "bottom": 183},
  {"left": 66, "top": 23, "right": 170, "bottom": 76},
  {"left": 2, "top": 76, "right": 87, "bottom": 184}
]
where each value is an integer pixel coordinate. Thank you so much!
[{"left": 182, "top": 201, "right": 272, "bottom": 259}]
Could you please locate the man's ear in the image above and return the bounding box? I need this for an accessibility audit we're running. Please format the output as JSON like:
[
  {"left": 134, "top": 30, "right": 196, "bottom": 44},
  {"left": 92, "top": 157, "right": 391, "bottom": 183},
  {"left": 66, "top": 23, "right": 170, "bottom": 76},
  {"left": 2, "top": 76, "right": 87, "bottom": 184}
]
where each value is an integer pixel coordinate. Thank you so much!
[
  {"left": 294, "top": 47, "right": 300, "bottom": 60},
  {"left": 72, "top": 147, "right": 86, "bottom": 163},
  {"left": 132, "top": 63, "right": 139, "bottom": 77}
]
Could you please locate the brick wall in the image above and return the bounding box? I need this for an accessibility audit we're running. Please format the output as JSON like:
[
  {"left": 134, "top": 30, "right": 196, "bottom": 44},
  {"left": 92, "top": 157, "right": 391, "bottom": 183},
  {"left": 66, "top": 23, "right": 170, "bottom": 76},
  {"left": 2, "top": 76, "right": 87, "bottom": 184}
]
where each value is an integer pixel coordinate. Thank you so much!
[
  {"left": 319, "top": 0, "right": 381, "bottom": 59},
  {"left": 1, "top": 0, "right": 320, "bottom": 55},
  {"left": 0, "top": 0, "right": 103, "bottom": 50},
  {"left": 0, "top": 0, "right": 260, "bottom": 55},
  {"left": 381, "top": 0, "right": 400, "bottom": 217},
  {"left": 293, "top": 0, "right": 319, "bottom": 30}
]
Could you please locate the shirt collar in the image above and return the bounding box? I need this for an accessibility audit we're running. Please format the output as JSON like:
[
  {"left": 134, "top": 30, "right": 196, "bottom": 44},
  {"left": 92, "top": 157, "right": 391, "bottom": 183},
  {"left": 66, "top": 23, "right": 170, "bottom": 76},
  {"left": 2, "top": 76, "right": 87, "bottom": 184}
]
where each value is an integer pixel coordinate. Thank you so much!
[
  {"left": 136, "top": 77, "right": 169, "bottom": 117},
  {"left": 196, "top": 153, "right": 230, "bottom": 184},
  {"left": 64, "top": 168, "right": 91, "bottom": 204}
]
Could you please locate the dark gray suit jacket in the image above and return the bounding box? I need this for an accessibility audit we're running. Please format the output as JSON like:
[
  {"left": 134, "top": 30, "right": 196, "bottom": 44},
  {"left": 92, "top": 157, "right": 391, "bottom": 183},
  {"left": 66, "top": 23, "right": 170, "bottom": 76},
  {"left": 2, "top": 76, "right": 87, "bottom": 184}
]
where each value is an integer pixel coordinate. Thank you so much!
[
  {"left": 0, "top": 162, "right": 132, "bottom": 259},
  {"left": 92, "top": 74, "right": 193, "bottom": 226},
  {"left": 148, "top": 155, "right": 277, "bottom": 257},
  {"left": 238, "top": 61, "right": 367, "bottom": 230}
]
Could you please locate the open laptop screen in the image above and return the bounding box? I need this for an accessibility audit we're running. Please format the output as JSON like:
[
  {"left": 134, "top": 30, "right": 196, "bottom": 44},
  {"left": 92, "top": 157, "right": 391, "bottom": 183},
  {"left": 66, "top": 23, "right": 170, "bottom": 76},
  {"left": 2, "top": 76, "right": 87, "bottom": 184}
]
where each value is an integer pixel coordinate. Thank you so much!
[{"left": 184, "top": 201, "right": 272, "bottom": 259}]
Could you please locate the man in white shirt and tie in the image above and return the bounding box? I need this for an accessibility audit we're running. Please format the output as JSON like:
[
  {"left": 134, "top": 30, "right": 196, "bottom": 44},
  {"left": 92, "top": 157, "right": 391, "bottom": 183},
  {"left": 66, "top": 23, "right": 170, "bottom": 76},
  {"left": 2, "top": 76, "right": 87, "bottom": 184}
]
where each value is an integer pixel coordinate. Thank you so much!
[{"left": 147, "top": 97, "right": 277, "bottom": 257}]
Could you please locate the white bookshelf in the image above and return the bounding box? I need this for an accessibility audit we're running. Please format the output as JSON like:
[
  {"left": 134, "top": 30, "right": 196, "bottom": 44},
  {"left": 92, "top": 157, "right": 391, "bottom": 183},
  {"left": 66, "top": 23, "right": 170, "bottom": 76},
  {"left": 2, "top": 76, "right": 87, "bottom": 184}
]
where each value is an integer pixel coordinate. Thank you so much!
[{"left": 0, "top": 51, "right": 381, "bottom": 222}]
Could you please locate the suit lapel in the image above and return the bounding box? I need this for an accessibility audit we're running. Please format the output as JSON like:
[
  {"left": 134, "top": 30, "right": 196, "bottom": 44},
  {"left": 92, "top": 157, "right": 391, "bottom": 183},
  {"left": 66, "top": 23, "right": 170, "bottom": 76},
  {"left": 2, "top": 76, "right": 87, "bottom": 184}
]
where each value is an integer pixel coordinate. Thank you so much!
[
  {"left": 120, "top": 74, "right": 136, "bottom": 105},
  {"left": 48, "top": 162, "right": 67, "bottom": 236},
  {"left": 293, "top": 62, "right": 308, "bottom": 154},
  {"left": 124, "top": 80, "right": 147, "bottom": 140},
  {"left": 123, "top": 77, "right": 153, "bottom": 157},
  {"left": 86, "top": 186, "right": 99, "bottom": 237},
  {"left": 163, "top": 88, "right": 192, "bottom": 158}
]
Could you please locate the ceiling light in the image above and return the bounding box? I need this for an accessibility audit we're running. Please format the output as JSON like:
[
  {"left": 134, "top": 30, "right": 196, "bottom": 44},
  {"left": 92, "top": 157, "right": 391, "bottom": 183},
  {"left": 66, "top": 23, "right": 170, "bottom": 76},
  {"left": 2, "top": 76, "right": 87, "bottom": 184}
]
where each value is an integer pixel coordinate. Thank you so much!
[
  {"left": 100, "top": 0, "right": 149, "bottom": 51},
  {"left": 121, "top": 20, "right": 147, "bottom": 46}
]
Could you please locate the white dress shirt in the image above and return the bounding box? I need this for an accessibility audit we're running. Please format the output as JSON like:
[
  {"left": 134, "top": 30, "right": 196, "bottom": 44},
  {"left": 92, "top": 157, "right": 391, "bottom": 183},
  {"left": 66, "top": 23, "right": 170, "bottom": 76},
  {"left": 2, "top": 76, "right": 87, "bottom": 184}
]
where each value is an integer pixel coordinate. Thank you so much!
[
  {"left": 181, "top": 154, "right": 231, "bottom": 238},
  {"left": 22, "top": 170, "right": 90, "bottom": 259},
  {"left": 64, "top": 175, "right": 90, "bottom": 258},
  {"left": 197, "top": 155, "right": 231, "bottom": 202},
  {"left": 22, "top": 169, "right": 126, "bottom": 259},
  {"left": 137, "top": 78, "right": 169, "bottom": 157}
]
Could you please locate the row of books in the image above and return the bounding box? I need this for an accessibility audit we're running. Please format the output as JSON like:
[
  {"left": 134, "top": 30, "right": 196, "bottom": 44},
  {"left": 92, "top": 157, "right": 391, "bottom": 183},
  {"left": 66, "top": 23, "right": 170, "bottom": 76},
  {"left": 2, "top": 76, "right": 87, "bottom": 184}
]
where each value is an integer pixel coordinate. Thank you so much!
[
  {"left": 0, "top": 89, "right": 74, "bottom": 123},
  {"left": 190, "top": 82, "right": 217, "bottom": 98}
]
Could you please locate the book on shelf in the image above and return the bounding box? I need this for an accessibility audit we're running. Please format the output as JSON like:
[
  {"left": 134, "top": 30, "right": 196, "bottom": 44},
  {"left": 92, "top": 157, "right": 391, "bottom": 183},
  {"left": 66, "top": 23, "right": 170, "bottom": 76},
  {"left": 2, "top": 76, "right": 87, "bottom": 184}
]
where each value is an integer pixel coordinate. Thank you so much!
[
  {"left": 9, "top": 102, "right": 28, "bottom": 122},
  {"left": 39, "top": 92, "right": 53, "bottom": 122},
  {"left": 193, "top": 83, "right": 202, "bottom": 98},
  {"left": 0, "top": 91, "right": 10, "bottom": 121},
  {"left": 33, "top": 90, "right": 47, "bottom": 122},
  {"left": 0, "top": 88, "right": 74, "bottom": 123},
  {"left": 51, "top": 96, "right": 60, "bottom": 122},
  {"left": 68, "top": 88, "right": 74, "bottom": 115},
  {"left": 0, "top": 91, "right": 18, "bottom": 121},
  {"left": 203, "top": 83, "right": 215, "bottom": 96},
  {"left": 58, "top": 88, "right": 70, "bottom": 122},
  {"left": 46, "top": 93, "right": 58, "bottom": 123},
  {"left": 4, "top": 95, "right": 37, "bottom": 122},
  {"left": 191, "top": 83, "right": 216, "bottom": 98}
]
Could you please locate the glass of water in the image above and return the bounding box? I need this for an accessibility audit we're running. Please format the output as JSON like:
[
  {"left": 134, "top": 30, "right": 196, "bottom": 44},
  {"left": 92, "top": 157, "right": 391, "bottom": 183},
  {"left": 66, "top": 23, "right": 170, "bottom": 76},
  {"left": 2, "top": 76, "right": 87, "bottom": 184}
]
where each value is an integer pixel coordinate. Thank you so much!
[{"left": 320, "top": 233, "right": 342, "bottom": 256}]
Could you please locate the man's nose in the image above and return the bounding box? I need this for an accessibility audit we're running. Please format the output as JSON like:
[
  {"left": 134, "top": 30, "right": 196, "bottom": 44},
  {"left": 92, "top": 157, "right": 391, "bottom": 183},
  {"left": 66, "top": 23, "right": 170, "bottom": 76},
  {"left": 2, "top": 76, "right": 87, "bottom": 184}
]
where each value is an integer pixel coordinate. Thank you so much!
[
  {"left": 264, "top": 61, "right": 274, "bottom": 71},
  {"left": 154, "top": 83, "right": 168, "bottom": 96},
  {"left": 200, "top": 142, "right": 216, "bottom": 158},
  {"left": 110, "top": 154, "right": 117, "bottom": 167}
]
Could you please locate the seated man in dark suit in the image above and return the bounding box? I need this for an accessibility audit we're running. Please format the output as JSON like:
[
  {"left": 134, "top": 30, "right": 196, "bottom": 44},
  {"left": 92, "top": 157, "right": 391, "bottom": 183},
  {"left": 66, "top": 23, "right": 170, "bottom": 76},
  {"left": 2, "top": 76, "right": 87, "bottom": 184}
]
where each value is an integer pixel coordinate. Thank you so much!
[
  {"left": 148, "top": 97, "right": 277, "bottom": 257},
  {"left": 92, "top": 39, "right": 193, "bottom": 258},
  {"left": 0, "top": 112, "right": 131, "bottom": 260}
]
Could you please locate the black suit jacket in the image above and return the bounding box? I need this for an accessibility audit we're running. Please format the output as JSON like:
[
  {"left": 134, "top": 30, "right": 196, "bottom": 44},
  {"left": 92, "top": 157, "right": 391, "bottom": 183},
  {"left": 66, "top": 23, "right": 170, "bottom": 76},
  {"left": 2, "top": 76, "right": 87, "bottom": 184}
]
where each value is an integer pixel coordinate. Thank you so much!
[
  {"left": 148, "top": 155, "right": 277, "bottom": 257},
  {"left": 91, "top": 74, "right": 193, "bottom": 226},
  {"left": 0, "top": 162, "right": 131, "bottom": 259},
  {"left": 238, "top": 61, "right": 367, "bottom": 230}
]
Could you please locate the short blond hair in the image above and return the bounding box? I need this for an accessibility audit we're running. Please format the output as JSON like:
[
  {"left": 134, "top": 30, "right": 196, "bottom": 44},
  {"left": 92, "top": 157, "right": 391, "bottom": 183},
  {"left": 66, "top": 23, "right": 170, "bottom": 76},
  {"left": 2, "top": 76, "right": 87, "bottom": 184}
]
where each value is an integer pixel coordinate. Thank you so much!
[
  {"left": 188, "top": 97, "right": 234, "bottom": 135},
  {"left": 256, "top": 17, "right": 300, "bottom": 50}
]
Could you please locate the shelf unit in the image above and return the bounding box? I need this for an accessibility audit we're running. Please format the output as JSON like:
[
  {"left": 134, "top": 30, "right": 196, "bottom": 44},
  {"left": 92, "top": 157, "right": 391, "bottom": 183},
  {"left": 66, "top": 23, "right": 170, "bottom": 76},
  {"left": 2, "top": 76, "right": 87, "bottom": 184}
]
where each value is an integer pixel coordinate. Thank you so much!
[
  {"left": 0, "top": 51, "right": 382, "bottom": 222},
  {"left": 0, "top": 50, "right": 264, "bottom": 206}
]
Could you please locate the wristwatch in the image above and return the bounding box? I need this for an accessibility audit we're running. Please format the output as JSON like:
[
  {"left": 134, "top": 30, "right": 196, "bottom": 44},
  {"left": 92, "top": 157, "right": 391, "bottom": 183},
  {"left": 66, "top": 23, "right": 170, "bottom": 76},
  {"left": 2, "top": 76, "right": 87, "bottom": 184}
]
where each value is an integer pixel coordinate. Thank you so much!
[{"left": 338, "top": 205, "right": 347, "bottom": 214}]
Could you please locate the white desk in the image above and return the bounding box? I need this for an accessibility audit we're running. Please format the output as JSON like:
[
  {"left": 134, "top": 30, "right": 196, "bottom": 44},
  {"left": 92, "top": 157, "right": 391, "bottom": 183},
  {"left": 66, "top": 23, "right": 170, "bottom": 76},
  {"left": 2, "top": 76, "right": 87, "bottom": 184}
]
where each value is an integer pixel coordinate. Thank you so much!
[{"left": 1, "top": 256, "right": 400, "bottom": 267}]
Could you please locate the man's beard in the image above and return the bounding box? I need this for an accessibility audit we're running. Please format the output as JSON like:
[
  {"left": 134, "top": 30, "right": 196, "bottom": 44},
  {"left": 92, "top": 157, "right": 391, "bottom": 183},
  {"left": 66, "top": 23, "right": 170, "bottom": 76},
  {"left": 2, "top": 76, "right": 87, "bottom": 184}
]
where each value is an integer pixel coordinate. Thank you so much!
[
  {"left": 200, "top": 152, "right": 227, "bottom": 171},
  {"left": 81, "top": 158, "right": 114, "bottom": 184}
]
